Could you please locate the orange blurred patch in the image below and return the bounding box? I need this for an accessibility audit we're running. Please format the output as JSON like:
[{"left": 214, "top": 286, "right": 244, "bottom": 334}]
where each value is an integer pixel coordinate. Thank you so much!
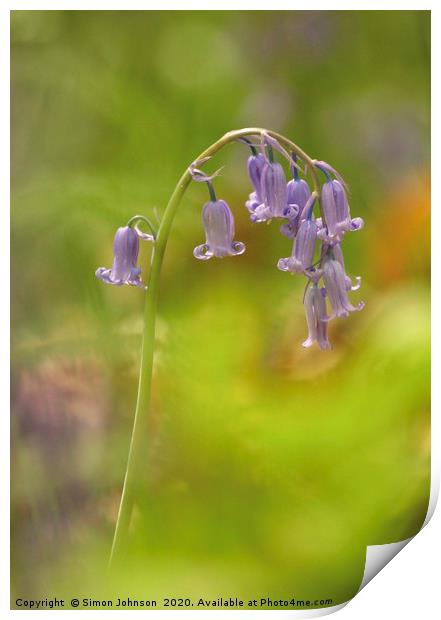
[{"left": 370, "top": 172, "right": 430, "bottom": 286}]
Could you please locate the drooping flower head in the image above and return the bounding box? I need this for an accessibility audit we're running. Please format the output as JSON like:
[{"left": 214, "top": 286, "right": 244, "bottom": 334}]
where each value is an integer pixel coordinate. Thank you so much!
[
  {"left": 194, "top": 199, "right": 245, "bottom": 260},
  {"left": 95, "top": 133, "right": 365, "bottom": 352},
  {"left": 96, "top": 226, "right": 146, "bottom": 289},
  {"left": 302, "top": 285, "right": 331, "bottom": 350}
]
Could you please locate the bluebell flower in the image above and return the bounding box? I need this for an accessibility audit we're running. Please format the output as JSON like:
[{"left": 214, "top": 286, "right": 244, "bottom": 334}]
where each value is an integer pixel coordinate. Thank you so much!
[
  {"left": 322, "top": 253, "right": 364, "bottom": 318},
  {"left": 96, "top": 226, "right": 145, "bottom": 289},
  {"left": 319, "top": 179, "right": 341, "bottom": 240},
  {"left": 302, "top": 285, "right": 330, "bottom": 350},
  {"left": 277, "top": 195, "right": 318, "bottom": 274},
  {"left": 317, "top": 178, "right": 364, "bottom": 242},
  {"left": 280, "top": 175, "right": 311, "bottom": 239},
  {"left": 251, "top": 156, "right": 292, "bottom": 223},
  {"left": 313, "top": 161, "right": 364, "bottom": 242},
  {"left": 278, "top": 219, "right": 317, "bottom": 274},
  {"left": 259, "top": 160, "right": 288, "bottom": 219},
  {"left": 194, "top": 199, "right": 245, "bottom": 260}
]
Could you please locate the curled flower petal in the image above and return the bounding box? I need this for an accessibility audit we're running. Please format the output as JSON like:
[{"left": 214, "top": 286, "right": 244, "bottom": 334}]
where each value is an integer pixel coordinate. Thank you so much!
[
  {"left": 283, "top": 204, "right": 299, "bottom": 220},
  {"left": 250, "top": 202, "right": 273, "bottom": 223},
  {"left": 277, "top": 257, "right": 302, "bottom": 273},
  {"left": 231, "top": 241, "right": 246, "bottom": 255},
  {"left": 280, "top": 204, "right": 301, "bottom": 239},
  {"left": 245, "top": 192, "right": 260, "bottom": 216},
  {"left": 349, "top": 217, "right": 364, "bottom": 231},
  {"left": 193, "top": 243, "right": 212, "bottom": 261},
  {"left": 95, "top": 267, "right": 115, "bottom": 284}
]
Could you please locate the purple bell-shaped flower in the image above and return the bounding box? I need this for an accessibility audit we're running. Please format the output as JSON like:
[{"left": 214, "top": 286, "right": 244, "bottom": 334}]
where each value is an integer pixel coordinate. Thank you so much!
[
  {"left": 315, "top": 161, "right": 364, "bottom": 243},
  {"left": 280, "top": 175, "right": 312, "bottom": 239},
  {"left": 259, "top": 160, "right": 288, "bottom": 220},
  {"left": 96, "top": 226, "right": 146, "bottom": 289},
  {"left": 322, "top": 253, "right": 364, "bottom": 318},
  {"left": 194, "top": 199, "right": 245, "bottom": 260},
  {"left": 278, "top": 218, "right": 317, "bottom": 274},
  {"left": 302, "top": 285, "right": 331, "bottom": 350},
  {"left": 277, "top": 195, "right": 318, "bottom": 274}
]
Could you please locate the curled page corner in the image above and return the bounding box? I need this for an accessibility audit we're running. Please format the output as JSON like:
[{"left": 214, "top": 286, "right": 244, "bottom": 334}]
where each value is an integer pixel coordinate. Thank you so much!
[
  {"left": 271, "top": 479, "right": 438, "bottom": 618},
  {"left": 358, "top": 537, "right": 413, "bottom": 591},
  {"left": 357, "top": 473, "right": 438, "bottom": 594}
]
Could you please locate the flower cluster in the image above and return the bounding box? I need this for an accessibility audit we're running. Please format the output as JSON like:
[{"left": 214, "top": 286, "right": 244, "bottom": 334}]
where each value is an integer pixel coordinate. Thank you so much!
[
  {"left": 96, "top": 133, "right": 364, "bottom": 350},
  {"left": 191, "top": 137, "right": 364, "bottom": 350}
]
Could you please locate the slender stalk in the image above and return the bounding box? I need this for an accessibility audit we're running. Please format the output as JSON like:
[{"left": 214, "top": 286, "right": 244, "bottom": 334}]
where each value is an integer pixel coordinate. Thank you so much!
[{"left": 109, "top": 128, "right": 320, "bottom": 567}]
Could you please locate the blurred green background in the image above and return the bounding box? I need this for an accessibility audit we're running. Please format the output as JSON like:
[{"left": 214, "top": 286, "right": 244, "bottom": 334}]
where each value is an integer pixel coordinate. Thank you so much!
[{"left": 11, "top": 10, "right": 430, "bottom": 609}]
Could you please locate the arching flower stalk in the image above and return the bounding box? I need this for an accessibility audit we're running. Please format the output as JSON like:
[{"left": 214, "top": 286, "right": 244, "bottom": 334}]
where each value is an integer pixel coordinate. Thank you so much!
[{"left": 95, "top": 128, "right": 364, "bottom": 567}]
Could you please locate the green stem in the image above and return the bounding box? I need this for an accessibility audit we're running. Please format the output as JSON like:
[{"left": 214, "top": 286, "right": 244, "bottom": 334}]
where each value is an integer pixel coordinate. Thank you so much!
[{"left": 108, "top": 127, "right": 321, "bottom": 567}]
